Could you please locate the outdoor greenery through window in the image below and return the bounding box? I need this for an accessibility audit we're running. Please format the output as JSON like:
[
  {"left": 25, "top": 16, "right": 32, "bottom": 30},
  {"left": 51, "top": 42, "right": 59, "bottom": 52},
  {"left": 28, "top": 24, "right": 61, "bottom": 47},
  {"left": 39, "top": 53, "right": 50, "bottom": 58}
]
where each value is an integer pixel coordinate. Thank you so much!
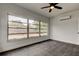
[{"left": 8, "top": 15, "right": 48, "bottom": 40}]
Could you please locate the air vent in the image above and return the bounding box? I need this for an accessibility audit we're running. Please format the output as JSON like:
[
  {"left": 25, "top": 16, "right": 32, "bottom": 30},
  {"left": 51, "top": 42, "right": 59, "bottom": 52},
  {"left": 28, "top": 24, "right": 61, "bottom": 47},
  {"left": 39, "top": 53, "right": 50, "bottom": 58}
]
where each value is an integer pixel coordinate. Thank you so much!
[{"left": 60, "top": 16, "right": 71, "bottom": 21}]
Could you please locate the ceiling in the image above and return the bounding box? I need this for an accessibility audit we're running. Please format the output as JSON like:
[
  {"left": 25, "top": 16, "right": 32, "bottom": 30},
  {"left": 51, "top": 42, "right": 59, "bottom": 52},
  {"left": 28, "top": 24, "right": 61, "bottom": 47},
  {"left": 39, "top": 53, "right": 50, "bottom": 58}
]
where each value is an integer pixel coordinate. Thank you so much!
[{"left": 16, "top": 3, "right": 79, "bottom": 18}]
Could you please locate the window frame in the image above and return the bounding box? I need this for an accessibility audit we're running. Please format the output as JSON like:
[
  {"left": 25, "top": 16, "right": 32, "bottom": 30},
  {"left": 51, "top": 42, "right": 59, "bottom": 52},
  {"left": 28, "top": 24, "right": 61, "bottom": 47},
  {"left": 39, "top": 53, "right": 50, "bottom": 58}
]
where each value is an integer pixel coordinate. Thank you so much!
[
  {"left": 28, "top": 19, "right": 40, "bottom": 38},
  {"left": 7, "top": 14, "right": 48, "bottom": 41},
  {"left": 40, "top": 21, "right": 48, "bottom": 36},
  {"left": 7, "top": 14, "right": 28, "bottom": 41}
]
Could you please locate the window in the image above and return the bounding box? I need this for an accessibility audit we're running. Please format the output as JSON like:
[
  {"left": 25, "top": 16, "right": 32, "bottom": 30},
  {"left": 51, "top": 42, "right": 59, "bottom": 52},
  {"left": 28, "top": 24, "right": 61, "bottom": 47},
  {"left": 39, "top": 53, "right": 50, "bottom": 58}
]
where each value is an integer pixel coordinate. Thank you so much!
[
  {"left": 8, "top": 15, "right": 48, "bottom": 40},
  {"left": 40, "top": 21, "right": 48, "bottom": 36},
  {"left": 29, "top": 19, "right": 39, "bottom": 37},
  {"left": 8, "top": 15, "right": 27, "bottom": 40}
]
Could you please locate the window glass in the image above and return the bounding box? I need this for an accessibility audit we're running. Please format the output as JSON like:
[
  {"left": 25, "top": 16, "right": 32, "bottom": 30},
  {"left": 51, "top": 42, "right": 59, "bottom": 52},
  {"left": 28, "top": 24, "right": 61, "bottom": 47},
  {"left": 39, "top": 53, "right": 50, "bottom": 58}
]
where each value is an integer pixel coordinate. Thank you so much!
[
  {"left": 8, "top": 15, "right": 27, "bottom": 40},
  {"left": 40, "top": 21, "right": 48, "bottom": 36},
  {"left": 29, "top": 19, "right": 39, "bottom": 37}
]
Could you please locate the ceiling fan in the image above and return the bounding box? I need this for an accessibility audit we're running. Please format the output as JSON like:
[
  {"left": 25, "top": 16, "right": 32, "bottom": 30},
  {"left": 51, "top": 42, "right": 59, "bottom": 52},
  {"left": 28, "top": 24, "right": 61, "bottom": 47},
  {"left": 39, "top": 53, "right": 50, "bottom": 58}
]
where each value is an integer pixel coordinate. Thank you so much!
[{"left": 41, "top": 3, "right": 62, "bottom": 13}]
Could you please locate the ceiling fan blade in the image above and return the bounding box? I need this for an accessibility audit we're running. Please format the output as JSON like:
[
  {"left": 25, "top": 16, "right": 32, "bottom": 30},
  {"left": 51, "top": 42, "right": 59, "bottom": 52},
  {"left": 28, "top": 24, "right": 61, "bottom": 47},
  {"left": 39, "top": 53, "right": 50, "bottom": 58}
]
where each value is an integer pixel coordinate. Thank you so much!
[
  {"left": 49, "top": 9, "right": 52, "bottom": 13},
  {"left": 41, "top": 6, "right": 50, "bottom": 9},
  {"left": 49, "top": 3, "right": 58, "bottom": 6},
  {"left": 54, "top": 6, "right": 62, "bottom": 9}
]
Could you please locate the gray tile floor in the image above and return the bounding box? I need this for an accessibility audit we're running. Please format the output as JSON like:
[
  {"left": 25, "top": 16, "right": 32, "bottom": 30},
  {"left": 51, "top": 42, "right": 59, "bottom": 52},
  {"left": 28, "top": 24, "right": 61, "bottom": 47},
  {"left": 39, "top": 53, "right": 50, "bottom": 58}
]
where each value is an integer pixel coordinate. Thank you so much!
[{"left": 1, "top": 40, "right": 79, "bottom": 56}]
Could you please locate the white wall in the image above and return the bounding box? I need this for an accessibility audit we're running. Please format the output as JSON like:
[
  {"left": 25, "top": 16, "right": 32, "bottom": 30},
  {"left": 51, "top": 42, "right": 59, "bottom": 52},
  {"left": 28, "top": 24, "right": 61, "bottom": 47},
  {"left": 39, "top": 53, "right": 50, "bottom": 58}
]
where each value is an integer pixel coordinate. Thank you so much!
[
  {"left": 0, "top": 4, "right": 49, "bottom": 52},
  {"left": 50, "top": 10, "right": 79, "bottom": 45}
]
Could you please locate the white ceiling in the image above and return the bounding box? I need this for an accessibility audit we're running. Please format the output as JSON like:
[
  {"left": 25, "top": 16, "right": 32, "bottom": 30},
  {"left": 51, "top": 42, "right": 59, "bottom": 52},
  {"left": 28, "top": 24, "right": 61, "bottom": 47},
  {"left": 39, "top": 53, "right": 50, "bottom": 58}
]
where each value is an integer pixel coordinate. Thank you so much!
[{"left": 16, "top": 3, "right": 79, "bottom": 18}]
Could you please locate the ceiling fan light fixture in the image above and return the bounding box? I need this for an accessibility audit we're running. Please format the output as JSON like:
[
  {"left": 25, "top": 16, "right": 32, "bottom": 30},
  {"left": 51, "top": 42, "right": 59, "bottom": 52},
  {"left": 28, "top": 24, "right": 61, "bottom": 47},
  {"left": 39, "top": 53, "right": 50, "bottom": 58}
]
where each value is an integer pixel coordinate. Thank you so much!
[
  {"left": 41, "top": 3, "right": 62, "bottom": 13},
  {"left": 50, "top": 6, "right": 54, "bottom": 9}
]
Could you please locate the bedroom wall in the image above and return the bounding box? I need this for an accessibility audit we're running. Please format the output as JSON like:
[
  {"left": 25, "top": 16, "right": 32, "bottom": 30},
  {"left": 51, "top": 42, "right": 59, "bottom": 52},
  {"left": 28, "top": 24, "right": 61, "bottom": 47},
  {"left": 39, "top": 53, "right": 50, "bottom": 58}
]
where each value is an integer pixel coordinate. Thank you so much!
[
  {"left": 50, "top": 10, "right": 79, "bottom": 45},
  {"left": 0, "top": 4, "right": 49, "bottom": 52}
]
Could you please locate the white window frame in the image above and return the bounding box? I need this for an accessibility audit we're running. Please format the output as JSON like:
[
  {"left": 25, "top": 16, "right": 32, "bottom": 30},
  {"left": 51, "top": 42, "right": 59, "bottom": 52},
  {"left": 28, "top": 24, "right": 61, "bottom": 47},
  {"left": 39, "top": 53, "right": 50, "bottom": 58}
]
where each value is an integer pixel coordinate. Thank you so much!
[{"left": 7, "top": 14, "right": 48, "bottom": 41}]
